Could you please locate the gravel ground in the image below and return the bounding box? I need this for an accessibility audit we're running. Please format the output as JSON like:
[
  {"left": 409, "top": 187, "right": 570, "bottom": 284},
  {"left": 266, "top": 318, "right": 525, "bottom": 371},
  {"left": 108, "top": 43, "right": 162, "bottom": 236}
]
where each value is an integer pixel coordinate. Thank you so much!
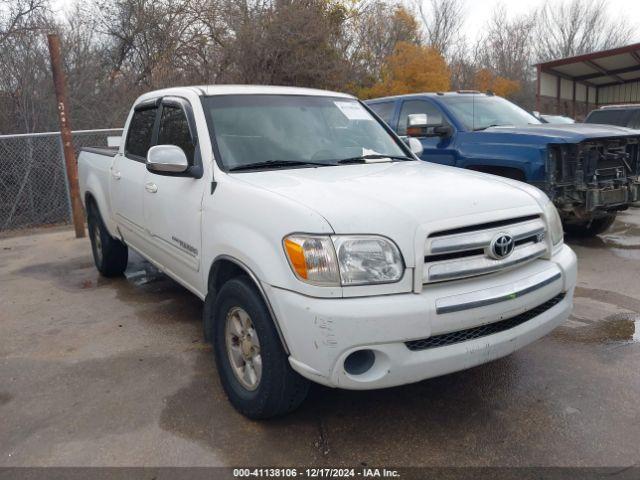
[{"left": 1, "top": 208, "right": 639, "bottom": 467}]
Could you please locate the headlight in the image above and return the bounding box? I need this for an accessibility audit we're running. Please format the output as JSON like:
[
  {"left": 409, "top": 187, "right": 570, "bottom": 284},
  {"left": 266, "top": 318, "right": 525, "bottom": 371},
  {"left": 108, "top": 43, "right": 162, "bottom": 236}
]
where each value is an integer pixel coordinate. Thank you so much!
[
  {"left": 544, "top": 201, "right": 564, "bottom": 247},
  {"left": 332, "top": 235, "right": 404, "bottom": 285},
  {"left": 283, "top": 234, "right": 404, "bottom": 286}
]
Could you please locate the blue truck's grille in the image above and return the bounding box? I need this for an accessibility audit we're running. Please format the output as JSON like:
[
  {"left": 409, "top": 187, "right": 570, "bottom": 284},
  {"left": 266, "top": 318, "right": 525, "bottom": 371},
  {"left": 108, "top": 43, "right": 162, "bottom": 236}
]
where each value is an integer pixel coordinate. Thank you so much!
[{"left": 405, "top": 292, "right": 566, "bottom": 351}]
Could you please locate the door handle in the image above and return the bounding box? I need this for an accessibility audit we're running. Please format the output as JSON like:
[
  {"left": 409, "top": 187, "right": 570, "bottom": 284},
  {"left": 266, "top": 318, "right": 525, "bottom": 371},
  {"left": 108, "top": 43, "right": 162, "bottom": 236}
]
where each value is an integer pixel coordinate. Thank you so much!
[
  {"left": 145, "top": 182, "right": 158, "bottom": 193},
  {"left": 111, "top": 170, "right": 121, "bottom": 180}
]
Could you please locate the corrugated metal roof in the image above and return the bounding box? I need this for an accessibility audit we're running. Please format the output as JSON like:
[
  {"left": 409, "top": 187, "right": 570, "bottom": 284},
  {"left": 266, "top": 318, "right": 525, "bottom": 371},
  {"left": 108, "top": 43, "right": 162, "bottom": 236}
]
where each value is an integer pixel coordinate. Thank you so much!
[{"left": 535, "top": 43, "right": 640, "bottom": 88}]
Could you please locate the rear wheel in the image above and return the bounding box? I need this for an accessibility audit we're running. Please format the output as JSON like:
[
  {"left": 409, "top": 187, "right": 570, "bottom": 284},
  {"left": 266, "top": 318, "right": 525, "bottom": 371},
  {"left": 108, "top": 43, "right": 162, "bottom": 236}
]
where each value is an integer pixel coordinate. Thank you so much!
[
  {"left": 564, "top": 213, "right": 617, "bottom": 237},
  {"left": 87, "top": 203, "right": 128, "bottom": 276},
  {"left": 211, "top": 277, "right": 309, "bottom": 419}
]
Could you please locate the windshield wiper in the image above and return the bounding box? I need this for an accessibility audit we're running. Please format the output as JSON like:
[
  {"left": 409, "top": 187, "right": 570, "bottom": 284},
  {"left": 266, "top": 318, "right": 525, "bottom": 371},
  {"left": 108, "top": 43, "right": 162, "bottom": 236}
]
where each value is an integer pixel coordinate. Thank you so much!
[
  {"left": 336, "top": 154, "right": 414, "bottom": 164},
  {"left": 228, "top": 159, "right": 337, "bottom": 172},
  {"left": 473, "top": 124, "right": 511, "bottom": 131}
]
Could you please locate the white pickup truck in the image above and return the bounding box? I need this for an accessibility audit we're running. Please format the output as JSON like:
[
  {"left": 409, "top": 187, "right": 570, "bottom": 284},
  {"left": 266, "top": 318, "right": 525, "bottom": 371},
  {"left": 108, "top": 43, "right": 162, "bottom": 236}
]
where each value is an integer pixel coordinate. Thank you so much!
[{"left": 79, "top": 85, "right": 577, "bottom": 419}]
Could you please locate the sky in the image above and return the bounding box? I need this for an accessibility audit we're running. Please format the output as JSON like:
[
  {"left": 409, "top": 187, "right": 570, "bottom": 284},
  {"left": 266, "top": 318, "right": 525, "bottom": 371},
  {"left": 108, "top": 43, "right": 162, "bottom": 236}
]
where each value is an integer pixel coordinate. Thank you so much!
[
  {"left": 458, "top": 0, "right": 640, "bottom": 43},
  {"left": 52, "top": 0, "right": 640, "bottom": 44}
]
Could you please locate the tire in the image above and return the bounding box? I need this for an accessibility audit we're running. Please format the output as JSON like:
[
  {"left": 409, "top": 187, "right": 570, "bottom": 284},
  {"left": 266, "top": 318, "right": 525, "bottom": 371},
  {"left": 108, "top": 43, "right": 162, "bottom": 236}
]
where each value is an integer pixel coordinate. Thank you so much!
[
  {"left": 564, "top": 213, "right": 617, "bottom": 237},
  {"left": 211, "top": 277, "right": 309, "bottom": 419},
  {"left": 87, "top": 202, "right": 128, "bottom": 277}
]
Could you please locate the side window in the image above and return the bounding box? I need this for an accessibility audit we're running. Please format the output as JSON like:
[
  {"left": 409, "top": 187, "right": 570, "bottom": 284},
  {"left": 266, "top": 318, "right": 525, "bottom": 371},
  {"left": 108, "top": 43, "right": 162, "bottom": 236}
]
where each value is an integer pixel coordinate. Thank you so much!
[
  {"left": 368, "top": 102, "right": 396, "bottom": 126},
  {"left": 585, "top": 109, "right": 631, "bottom": 127},
  {"left": 158, "top": 105, "right": 195, "bottom": 165},
  {"left": 629, "top": 110, "right": 640, "bottom": 129},
  {"left": 398, "top": 100, "right": 444, "bottom": 135},
  {"left": 125, "top": 107, "right": 157, "bottom": 159}
]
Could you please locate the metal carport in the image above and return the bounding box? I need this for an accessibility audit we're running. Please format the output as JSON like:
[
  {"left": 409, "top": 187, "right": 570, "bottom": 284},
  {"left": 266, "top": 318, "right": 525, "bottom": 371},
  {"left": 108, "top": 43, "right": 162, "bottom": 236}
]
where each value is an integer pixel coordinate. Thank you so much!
[{"left": 535, "top": 42, "right": 640, "bottom": 120}]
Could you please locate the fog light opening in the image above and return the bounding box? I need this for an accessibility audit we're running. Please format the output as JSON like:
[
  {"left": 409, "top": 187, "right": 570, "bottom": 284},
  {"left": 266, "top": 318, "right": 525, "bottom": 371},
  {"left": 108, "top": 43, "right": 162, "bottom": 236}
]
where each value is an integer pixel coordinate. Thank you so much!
[{"left": 344, "top": 349, "right": 375, "bottom": 376}]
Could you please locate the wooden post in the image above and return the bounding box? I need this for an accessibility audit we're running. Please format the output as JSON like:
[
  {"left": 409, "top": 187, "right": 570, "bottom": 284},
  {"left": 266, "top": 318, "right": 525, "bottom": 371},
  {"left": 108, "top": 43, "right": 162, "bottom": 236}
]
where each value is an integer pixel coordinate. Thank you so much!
[
  {"left": 572, "top": 80, "right": 577, "bottom": 119},
  {"left": 586, "top": 85, "right": 589, "bottom": 116},
  {"left": 535, "top": 65, "right": 541, "bottom": 113},
  {"left": 47, "top": 33, "right": 85, "bottom": 238}
]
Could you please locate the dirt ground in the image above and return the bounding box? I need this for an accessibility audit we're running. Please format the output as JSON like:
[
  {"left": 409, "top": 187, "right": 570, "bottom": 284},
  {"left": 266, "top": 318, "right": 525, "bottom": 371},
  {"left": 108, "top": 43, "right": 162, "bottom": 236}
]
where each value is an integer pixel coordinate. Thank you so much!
[{"left": 1, "top": 209, "right": 639, "bottom": 467}]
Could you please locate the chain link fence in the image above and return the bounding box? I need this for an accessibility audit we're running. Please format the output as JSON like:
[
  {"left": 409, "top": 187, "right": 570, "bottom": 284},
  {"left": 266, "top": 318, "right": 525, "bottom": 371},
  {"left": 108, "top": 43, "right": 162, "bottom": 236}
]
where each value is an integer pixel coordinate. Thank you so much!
[{"left": 0, "top": 128, "right": 123, "bottom": 233}]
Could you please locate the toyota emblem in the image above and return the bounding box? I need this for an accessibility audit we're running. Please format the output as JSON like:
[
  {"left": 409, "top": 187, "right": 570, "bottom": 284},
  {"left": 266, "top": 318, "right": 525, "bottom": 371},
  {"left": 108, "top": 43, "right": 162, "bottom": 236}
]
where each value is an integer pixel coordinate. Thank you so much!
[{"left": 489, "top": 233, "right": 515, "bottom": 259}]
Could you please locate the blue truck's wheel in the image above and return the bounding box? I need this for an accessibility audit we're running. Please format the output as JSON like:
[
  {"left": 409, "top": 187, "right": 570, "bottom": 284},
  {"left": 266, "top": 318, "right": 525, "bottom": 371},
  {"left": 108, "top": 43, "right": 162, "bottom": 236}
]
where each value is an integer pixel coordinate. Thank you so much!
[{"left": 565, "top": 213, "right": 617, "bottom": 237}]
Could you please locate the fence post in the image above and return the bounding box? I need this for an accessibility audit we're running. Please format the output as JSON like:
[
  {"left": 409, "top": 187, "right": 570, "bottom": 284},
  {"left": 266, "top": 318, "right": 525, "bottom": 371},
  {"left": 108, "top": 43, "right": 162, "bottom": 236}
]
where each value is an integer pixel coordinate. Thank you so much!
[{"left": 47, "top": 33, "right": 85, "bottom": 238}]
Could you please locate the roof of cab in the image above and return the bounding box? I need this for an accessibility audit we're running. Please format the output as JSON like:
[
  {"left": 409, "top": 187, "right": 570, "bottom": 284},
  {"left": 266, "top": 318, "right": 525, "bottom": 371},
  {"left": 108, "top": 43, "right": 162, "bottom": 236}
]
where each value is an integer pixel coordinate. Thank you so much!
[
  {"left": 198, "top": 85, "right": 353, "bottom": 98},
  {"left": 366, "top": 91, "right": 490, "bottom": 103},
  {"left": 134, "top": 85, "right": 354, "bottom": 105}
]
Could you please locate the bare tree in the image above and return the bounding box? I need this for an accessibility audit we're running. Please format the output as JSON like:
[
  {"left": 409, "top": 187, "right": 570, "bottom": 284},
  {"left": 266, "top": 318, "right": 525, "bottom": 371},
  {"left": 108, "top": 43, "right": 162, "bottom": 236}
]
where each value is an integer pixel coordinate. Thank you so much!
[
  {"left": 0, "top": 0, "right": 53, "bottom": 133},
  {"left": 347, "top": 1, "right": 422, "bottom": 83},
  {"left": 93, "top": 0, "right": 202, "bottom": 87},
  {"left": 473, "top": 7, "right": 536, "bottom": 106},
  {"left": 476, "top": 6, "right": 535, "bottom": 82},
  {"left": 417, "top": 0, "right": 465, "bottom": 59},
  {"left": 534, "top": 0, "right": 633, "bottom": 61},
  {"left": 219, "top": 0, "right": 354, "bottom": 89},
  {"left": 447, "top": 51, "right": 475, "bottom": 90},
  {"left": 0, "top": 30, "right": 55, "bottom": 133},
  {"left": 0, "top": 0, "right": 47, "bottom": 45}
]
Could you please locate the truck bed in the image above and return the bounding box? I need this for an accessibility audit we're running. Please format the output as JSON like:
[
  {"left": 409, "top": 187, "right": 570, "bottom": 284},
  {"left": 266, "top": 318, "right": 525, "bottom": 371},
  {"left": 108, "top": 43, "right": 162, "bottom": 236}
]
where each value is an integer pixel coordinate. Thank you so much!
[
  {"left": 80, "top": 146, "right": 119, "bottom": 157},
  {"left": 78, "top": 147, "right": 119, "bottom": 237}
]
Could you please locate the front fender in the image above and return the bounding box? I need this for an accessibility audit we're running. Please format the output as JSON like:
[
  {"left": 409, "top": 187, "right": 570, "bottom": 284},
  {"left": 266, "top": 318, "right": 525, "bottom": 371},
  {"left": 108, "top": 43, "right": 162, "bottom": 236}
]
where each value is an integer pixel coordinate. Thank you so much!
[
  {"left": 201, "top": 179, "right": 341, "bottom": 299},
  {"left": 456, "top": 136, "right": 548, "bottom": 182}
]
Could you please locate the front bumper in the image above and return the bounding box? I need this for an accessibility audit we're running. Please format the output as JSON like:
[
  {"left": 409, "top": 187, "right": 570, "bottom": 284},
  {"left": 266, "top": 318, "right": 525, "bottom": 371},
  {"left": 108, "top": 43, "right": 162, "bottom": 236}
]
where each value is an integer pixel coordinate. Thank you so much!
[
  {"left": 264, "top": 244, "right": 577, "bottom": 390},
  {"left": 584, "top": 180, "right": 640, "bottom": 211}
]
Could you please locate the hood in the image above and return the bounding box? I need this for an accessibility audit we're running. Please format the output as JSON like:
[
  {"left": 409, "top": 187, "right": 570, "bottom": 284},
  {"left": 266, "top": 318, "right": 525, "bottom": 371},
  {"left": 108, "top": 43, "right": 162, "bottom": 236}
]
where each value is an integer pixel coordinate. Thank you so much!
[
  {"left": 234, "top": 161, "right": 542, "bottom": 266},
  {"left": 472, "top": 123, "right": 639, "bottom": 145}
]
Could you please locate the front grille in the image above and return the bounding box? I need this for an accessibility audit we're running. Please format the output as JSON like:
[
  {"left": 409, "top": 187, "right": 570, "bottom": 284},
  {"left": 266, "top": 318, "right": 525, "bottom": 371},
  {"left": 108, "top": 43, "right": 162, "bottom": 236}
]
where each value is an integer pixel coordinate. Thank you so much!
[
  {"left": 405, "top": 292, "right": 566, "bottom": 351},
  {"left": 429, "top": 215, "right": 539, "bottom": 238},
  {"left": 550, "top": 137, "right": 640, "bottom": 185},
  {"left": 423, "top": 216, "right": 547, "bottom": 283}
]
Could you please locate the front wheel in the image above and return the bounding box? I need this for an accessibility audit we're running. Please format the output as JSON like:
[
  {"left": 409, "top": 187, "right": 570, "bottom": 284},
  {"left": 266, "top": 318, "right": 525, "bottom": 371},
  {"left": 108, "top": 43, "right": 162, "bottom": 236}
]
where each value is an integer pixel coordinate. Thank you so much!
[
  {"left": 211, "top": 277, "right": 309, "bottom": 419},
  {"left": 564, "top": 213, "right": 617, "bottom": 237}
]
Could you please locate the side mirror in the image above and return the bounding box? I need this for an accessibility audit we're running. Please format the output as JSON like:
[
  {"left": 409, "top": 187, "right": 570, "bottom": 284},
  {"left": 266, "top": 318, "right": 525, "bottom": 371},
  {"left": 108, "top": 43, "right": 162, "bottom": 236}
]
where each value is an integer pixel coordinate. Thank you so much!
[
  {"left": 406, "top": 113, "right": 452, "bottom": 138},
  {"left": 432, "top": 125, "right": 453, "bottom": 137},
  {"left": 406, "top": 137, "right": 423, "bottom": 156},
  {"left": 406, "top": 113, "right": 428, "bottom": 137},
  {"left": 147, "top": 145, "right": 189, "bottom": 174}
]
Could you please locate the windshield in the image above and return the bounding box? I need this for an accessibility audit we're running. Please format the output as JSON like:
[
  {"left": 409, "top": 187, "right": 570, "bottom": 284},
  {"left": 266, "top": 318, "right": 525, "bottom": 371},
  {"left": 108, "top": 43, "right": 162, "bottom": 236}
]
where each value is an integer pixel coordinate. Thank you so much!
[
  {"left": 438, "top": 95, "right": 541, "bottom": 131},
  {"left": 201, "top": 95, "right": 408, "bottom": 171},
  {"left": 585, "top": 109, "right": 636, "bottom": 127}
]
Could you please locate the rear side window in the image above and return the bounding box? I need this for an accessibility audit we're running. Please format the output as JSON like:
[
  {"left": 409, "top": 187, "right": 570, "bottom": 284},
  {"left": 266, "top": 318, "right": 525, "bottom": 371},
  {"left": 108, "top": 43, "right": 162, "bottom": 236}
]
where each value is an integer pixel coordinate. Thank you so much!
[
  {"left": 158, "top": 105, "right": 195, "bottom": 165},
  {"left": 629, "top": 110, "right": 640, "bottom": 129},
  {"left": 398, "top": 100, "right": 444, "bottom": 135},
  {"left": 368, "top": 102, "right": 396, "bottom": 126},
  {"left": 125, "top": 107, "right": 157, "bottom": 158},
  {"left": 585, "top": 109, "right": 634, "bottom": 127}
]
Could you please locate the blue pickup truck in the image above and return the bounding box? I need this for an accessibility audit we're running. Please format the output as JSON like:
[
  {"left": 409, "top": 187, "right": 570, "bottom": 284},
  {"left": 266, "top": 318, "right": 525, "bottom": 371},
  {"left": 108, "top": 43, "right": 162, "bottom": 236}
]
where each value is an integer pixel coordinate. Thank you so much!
[{"left": 365, "top": 92, "right": 640, "bottom": 236}]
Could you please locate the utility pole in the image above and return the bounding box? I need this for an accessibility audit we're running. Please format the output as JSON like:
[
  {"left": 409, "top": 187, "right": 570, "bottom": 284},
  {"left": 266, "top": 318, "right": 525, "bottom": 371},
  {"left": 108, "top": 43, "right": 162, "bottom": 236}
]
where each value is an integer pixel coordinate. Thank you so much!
[{"left": 47, "top": 33, "right": 85, "bottom": 238}]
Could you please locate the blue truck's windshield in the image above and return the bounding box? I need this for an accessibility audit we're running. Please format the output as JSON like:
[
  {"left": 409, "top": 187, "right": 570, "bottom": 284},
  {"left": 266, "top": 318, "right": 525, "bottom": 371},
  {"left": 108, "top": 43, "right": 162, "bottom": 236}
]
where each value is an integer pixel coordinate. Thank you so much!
[
  {"left": 439, "top": 96, "right": 542, "bottom": 131},
  {"left": 201, "top": 95, "right": 407, "bottom": 171}
]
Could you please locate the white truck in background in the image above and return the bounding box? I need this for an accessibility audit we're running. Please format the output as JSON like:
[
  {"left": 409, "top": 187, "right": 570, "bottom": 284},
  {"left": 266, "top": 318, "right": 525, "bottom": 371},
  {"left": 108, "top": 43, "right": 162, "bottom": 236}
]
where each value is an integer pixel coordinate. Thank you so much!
[{"left": 78, "top": 85, "right": 577, "bottom": 419}]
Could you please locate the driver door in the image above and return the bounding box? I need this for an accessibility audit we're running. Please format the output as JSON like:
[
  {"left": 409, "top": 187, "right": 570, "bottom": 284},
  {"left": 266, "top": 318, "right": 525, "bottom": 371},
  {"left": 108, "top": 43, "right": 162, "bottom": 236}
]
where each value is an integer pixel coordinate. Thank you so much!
[
  {"left": 397, "top": 99, "right": 457, "bottom": 166},
  {"left": 143, "top": 97, "right": 205, "bottom": 292}
]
